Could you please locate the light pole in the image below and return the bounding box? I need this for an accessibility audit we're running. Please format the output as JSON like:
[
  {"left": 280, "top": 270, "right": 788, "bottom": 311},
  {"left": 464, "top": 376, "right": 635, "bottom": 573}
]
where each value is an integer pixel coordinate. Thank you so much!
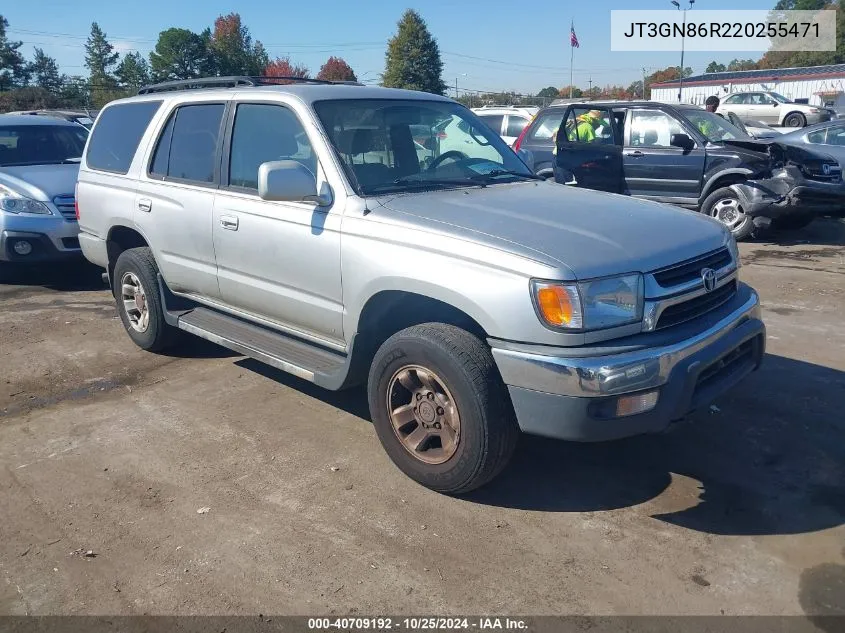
[{"left": 672, "top": 0, "right": 695, "bottom": 102}]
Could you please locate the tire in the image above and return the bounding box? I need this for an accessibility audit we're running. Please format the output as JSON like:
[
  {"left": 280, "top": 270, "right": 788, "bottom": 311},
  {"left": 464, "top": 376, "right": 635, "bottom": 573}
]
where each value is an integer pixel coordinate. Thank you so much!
[
  {"left": 784, "top": 112, "right": 806, "bottom": 127},
  {"left": 701, "top": 186, "right": 754, "bottom": 241},
  {"left": 367, "top": 323, "right": 519, "bottom": 495},
  {"left": 772, "top": 213, "right": 815, "bottom": 231},
  {"left": 112, "top": 247, "right": 177, "bottom": 352}
]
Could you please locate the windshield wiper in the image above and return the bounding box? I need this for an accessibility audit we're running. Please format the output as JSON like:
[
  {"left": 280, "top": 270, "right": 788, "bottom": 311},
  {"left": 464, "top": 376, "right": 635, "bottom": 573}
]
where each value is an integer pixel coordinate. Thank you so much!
[
  {"left": 470, "top": 169, "right": 543, "bottom": 182},
  {"left": 366, "top": 177, "right": 487, "bottom": 193}
]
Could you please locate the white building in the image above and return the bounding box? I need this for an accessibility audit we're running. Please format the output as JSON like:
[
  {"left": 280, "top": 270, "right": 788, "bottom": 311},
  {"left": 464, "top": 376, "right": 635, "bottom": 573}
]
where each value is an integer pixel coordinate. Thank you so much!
[{"left": 650, "top": 64, "right": 845, "bottom": 108}]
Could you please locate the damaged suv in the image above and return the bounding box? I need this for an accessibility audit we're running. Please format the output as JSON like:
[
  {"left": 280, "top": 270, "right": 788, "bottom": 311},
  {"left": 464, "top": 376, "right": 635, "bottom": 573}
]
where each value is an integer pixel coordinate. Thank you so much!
[
  {"left": 78, "top": 78, "right": 766, "bottom": 494},
  {"left": 553, "top": 101, "right": 845, "bottom": 239}
]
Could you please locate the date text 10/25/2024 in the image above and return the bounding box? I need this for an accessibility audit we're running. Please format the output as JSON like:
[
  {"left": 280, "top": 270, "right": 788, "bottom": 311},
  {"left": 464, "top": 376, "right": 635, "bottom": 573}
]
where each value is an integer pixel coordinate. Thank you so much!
[{"left": 307, "top": 617, "right": 529, "bottom": 630}]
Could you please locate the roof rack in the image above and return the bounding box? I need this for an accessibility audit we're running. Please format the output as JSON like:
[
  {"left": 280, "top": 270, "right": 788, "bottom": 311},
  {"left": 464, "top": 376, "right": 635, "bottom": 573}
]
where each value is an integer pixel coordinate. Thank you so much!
[{"left": 137, "top": 75, "right": 364, "bottom": 95}]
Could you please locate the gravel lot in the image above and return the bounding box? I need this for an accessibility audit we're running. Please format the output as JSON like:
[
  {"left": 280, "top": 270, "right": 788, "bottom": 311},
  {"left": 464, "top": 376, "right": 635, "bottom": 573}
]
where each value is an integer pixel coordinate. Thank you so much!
[{"left": 1, "top": 220, "right": 843, "bottom": 618}]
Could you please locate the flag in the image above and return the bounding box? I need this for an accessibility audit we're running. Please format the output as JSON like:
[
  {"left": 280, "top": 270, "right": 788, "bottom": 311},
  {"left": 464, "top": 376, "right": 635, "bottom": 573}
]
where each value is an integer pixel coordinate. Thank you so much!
[{"left": 570, "top": 22, "right": 580, "bottom": 48}]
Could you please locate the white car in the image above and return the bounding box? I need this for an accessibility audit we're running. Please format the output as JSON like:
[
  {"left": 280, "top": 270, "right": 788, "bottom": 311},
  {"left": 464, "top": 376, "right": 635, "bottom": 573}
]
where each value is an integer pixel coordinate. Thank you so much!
[
  {"left": 717, "top": 91, "right": 831, "bottom": 128},
  {"left": 471, "top": 106, "right": 538, "bottom": 145}
]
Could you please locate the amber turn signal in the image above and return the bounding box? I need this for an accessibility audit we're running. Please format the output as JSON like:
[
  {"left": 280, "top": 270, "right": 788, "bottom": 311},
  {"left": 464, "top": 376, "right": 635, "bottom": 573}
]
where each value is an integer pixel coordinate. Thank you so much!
[{"left": 534, "top": 283, "right": 583, "bottom": 329}]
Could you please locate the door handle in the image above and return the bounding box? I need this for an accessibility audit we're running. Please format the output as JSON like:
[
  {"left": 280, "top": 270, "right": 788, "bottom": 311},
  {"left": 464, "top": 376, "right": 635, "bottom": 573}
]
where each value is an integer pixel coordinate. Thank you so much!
[
  {"left": 625, "top": 150, "right": 645, "bottom": 157},
  {"left": 220, "top": 215, "right": 239, "bottom": 231},
  {"left": 138, "top": 198, "right": 152, "bottom": 213}
]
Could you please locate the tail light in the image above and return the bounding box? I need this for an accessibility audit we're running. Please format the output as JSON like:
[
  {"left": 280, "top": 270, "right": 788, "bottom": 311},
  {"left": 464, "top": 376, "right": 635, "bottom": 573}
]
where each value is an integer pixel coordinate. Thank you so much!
[
  {"left": 74, "top": 183, "right": 80, "bottom": 220},
  {"left": 513, "top": 125, "right": 530, "bottom": 151}
]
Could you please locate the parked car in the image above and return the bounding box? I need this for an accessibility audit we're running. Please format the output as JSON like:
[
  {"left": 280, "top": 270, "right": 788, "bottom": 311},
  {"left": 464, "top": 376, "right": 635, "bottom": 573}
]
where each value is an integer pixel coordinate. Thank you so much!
[
  {"left": 77, "top": 77, "right": 765, "bottom": 494},
  {"left": 716, "top": 91, "right": 830, "bottom": 128},
  {"left": 8, "top": 109, "right": 97, "bottom": 129},
  {"left": 0, "top": 114, "right": 87, "bottom": 267},
  {"left": 553, "top": 101, "right": 845, "bottom": 239},
  {"left": 512, "top": 105, "right": 568, "bottom": 179},
  {"left": 776, "top": 120, "right": 845, "bottom": 218},
  {"left": 471, "top": 105, "right": 538, "bottom": 146}
]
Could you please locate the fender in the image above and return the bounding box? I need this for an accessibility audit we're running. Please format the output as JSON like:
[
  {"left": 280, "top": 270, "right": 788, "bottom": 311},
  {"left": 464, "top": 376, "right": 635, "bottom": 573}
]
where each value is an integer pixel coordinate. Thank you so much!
[{"left": 700, "top": 168, "right": 755, "bottom": 201}]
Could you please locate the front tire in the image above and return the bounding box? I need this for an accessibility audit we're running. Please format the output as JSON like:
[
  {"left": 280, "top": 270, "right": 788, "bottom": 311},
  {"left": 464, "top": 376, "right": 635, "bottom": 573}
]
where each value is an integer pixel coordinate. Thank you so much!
[
  {"left": 784, "top": 112, "right": 806, "bottom": 127},
  {"left": 701, "top": 186, "right": 754, "bottom": 240},
  {"left": 113, "top": 247, "right": 177, "bottom": 352},
  {"left": 368, "top": 323, "right": 519, "bottom": 495}
]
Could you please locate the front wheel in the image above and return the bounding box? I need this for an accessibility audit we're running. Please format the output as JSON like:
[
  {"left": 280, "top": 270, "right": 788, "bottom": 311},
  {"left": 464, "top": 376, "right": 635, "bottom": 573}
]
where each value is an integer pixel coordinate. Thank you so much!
[
  {"left": 784, "top": 112, "right": 807, "bottom": 127},
  {"left": 701, "top": 186, "right": 754, "bottom": 240},
  {"left": 368, "top": 323, "right": 519, "bottom": 494}
]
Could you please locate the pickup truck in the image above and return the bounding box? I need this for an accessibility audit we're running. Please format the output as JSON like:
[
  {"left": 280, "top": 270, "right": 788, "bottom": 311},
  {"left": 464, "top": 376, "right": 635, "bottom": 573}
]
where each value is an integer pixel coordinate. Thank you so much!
[{"left": 77, "top": 77, "right": 766, "bottom": 494}]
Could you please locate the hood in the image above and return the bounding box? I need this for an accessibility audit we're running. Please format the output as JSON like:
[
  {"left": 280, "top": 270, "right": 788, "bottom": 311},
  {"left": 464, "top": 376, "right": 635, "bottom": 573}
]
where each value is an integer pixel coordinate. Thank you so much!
[
  {"left": 0, "top": 164, "right": 80, "bottom": 201},
  {"left": 378, "top": 181, "right": 728, "bottom": 279}
]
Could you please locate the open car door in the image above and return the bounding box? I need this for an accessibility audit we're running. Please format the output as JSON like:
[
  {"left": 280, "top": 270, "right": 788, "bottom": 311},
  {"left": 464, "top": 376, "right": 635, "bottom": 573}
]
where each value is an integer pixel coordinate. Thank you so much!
[{"left": 554, "top": 105, "right": 623, "bottom": 194}]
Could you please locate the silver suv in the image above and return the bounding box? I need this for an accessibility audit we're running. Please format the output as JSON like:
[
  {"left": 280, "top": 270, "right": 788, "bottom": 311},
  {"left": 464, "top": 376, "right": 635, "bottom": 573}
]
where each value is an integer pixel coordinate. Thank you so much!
[
  {"left": 77, "top": 77, "right": 766, "bottom": 494},
  {"left": 1, "top": 114, "right": 88, "bottom": 266}
]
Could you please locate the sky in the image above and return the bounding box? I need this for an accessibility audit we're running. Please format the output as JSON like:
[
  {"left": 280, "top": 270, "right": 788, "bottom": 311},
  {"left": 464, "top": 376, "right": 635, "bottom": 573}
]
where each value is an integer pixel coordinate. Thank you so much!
[{"left": 4, "top": 0, "right": 780, "bottom": 95}]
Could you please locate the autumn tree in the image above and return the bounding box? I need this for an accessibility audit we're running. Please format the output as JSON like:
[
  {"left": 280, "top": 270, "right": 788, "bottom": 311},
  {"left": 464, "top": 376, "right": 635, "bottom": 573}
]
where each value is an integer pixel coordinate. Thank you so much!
[
  {"left": 0, "top": 15, "right": 28, "bottom": 89},
  {"left": 264, "top": 57, "right": 309, "bottom": 83},
  {"left": 558, "top": 86, "right": 582, "bottom": 98},
  {"left": 210, "top": 13, "right": 268, "bottom": 76},
  {"left": 383, "top": 9, "right": 446, "bottom": 95},
  {"left": 316, "top": 57, "right": 357, "bottom": 82}
]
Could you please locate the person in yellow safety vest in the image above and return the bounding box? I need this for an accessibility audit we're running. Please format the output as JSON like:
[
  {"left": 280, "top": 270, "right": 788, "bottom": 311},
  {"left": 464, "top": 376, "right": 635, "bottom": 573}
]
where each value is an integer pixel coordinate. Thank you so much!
[
  {"left": 567, "top": 110, "right": 603, "bottom": 142},
  {"left": 696, "top": 96, "right": 721, "bottom": 139}
]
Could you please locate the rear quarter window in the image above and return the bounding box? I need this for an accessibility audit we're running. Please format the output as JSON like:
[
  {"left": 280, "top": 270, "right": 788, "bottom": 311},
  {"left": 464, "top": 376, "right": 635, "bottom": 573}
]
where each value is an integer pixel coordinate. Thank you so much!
[
  {"left": 529, "top": 111, "right": 566, "bottom": 142},
  {"left": 85, "top": 101, "right": 161, "bottom": 174}
]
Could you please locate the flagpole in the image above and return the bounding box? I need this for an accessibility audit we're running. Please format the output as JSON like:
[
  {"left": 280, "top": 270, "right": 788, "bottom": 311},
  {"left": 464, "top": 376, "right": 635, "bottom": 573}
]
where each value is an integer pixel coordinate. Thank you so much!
[{"left": 569, "top": 21, "right": 574, "bottom": 98}]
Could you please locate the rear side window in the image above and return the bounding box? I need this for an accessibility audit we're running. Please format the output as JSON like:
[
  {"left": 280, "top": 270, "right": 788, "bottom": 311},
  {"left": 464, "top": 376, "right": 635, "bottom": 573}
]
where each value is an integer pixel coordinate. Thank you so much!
[
  {"left": 86, "top": 101, "right": 161, "bottom": 174},
  {"left": 478, "top": 114, "right": 504, "bottom": 134},
  {"left": 149, "top": 104, "right": 225, "bottom": 184},
  {"left": 505, "top": 115, "right": 530, "bottom": 137},
  {"left": 529, "top": 111, "right": 565, "bottom": 141}
]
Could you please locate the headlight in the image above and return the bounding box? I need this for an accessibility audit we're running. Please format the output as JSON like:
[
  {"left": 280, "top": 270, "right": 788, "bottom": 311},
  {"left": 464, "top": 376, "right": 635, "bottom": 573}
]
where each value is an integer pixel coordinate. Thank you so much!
[
  {"left": 532, "top": 273, "right": 643, "bottom": 331},
  {"left": 0, "top": 185, "right": 52, "bottom": 215}
]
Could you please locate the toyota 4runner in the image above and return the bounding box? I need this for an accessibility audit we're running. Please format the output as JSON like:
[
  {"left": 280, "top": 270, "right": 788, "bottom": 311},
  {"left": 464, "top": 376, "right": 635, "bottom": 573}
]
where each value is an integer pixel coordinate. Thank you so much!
[{"left": 77, "top": 76, "right": 766, "bottom": 494}]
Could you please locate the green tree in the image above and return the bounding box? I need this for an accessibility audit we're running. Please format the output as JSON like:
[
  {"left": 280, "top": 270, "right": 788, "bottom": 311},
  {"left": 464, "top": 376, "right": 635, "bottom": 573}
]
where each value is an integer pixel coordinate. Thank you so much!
[
  {"left": 59, "top": 75, "right": 90, "bottom": 109},
  {"left": 0, "top": 15, "right": 28, "bottom": 89},
  {"left": 382, "top": 9, "right": 446, "bottom": 95},
  {"left": 29, "top": 48, "right": 62, "bottom": 93},
  {"left": 209, "top": 13, "right": 268, "bottom": 76},
  {"left": 536, "top": 86, "right": 559, "bottom": 98},
  {"left": 85, "top": 22, "right": 119, "bottom": 89},
  {"left": 316, "top": 56, "right": 357, "bottom": 82},
  {"left": 774, "top": 0, "right": 827, "bottom": 9},
  {"left": 558, "top": 86, "right": 583, "bottom": 98},
  {"left": 727, "top": 58, "right": 758, "bottom": 71},
  {"left": 705, "top": 61, "right": 727, "bottom": 73},
  {"left": 150, "top": 28, "right": 213, "bottom": 81},
  {"left": 116, "top": 51, "right": 150, "bottom": 91}
]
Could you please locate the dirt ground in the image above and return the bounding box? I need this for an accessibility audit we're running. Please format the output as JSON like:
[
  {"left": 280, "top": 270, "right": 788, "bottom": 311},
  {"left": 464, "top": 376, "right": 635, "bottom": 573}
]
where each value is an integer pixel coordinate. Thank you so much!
[{"left": 1, "top": 219, "right": 843, "bottom": 618}]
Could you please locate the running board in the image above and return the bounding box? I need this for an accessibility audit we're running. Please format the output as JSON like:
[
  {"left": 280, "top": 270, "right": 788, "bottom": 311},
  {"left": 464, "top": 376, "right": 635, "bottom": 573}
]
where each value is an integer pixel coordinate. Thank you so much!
[{"left": 176, "top": 306, "right": 348, "bottom": 388}]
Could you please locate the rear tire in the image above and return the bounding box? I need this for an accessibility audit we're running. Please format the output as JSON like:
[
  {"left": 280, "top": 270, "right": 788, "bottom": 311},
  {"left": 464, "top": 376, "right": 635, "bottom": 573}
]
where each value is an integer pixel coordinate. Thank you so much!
[
  {"left": 368, "top": 323, "right": 519, "bottom": 495},
  {"left": 772, "top": 213, "right": 815, "bottom": 231},
  {"left": 701, "top": 186, "right": 754, "bottom": 241},
  {"left": 784, "top": 112, "right": 806, "bottom": 127},
  {"left": 113, "top": 247, "right": 177, "bottom": 352}
]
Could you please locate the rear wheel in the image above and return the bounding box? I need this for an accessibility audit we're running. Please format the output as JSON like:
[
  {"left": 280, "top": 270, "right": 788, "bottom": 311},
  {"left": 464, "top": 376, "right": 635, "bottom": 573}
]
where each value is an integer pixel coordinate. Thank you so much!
[
  {"left": 784, "top": 112, "right": 806, "bottom": 127},
  {"left": 113, "top": 247, "right": 178, "bottom": 352},
  {"left": 368, "top": 323, "right": 519, "bottom": 494},
  {"left": 701, "top": 186, "right": 754, "bottom": 240}
]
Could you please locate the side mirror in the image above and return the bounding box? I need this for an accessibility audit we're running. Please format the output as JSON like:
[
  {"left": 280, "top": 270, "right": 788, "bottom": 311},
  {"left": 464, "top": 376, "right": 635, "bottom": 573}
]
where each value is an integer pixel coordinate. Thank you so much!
[
  {"left": 670, "top": 133, "right": 695, "bottom": 151},
  {"left": 258, "top": 160, "right": 332, "bottom": 206},
  {"left": 773, "top": 102, "right": 779, "bottom": 107},
  {"left": 516, "top": 148, "right": 535, "bottom": 172}
]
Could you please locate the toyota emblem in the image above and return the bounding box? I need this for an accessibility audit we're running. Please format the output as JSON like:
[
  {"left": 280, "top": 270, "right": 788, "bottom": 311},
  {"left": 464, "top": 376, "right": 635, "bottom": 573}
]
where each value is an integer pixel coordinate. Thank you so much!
[
  {"left": 823, "top": 163, "right": 831, "bottom": 175},
  {"left": 701, "top": 268, "right": 717, "bottom": 292}
]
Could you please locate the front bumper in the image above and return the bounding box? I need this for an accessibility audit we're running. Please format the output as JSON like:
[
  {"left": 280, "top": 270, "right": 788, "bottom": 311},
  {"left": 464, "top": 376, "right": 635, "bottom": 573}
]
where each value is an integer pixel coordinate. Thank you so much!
[
  {"left": 491, "top": 284, "right": 765, "bottom": 441},
  {"left": 0, "top": 212, "right": 81, "bottom": 263},
  {"left": 732, "top": 176, "right": 845, "bottom": 219}
]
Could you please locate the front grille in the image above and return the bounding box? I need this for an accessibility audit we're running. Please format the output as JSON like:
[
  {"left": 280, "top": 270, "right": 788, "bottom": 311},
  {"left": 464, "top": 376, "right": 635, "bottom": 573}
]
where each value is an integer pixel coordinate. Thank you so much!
[
  {"left": 652, "top": 247, "right": 732, "bottom": 287},
  {"left": 656, "top": 280, "right": 737, "bottom": 330},
  {"left": 53, "top": 194, "right": 76, "bottom": 221},
  {"left": 693, "top": 338, "right": 755, "bottom": 403}
]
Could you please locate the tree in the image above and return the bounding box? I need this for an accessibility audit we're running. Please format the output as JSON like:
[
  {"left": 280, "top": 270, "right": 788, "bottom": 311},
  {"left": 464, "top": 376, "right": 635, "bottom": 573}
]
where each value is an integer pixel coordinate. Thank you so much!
[
  {"left": 558, "top": 86, "right": 582, "bottom": 98},
  {"left": 29, "top": 48, "right": 62, "bottom": 93},
  {"left": 648, "top": 65, "right": 693, "bottom": 85},
  {"left": 116, "top": 51, "right": 150, "bottom": 91},
  {"left": 150, "top": 28, "right": 213, "bottom": 81},
  {"left": 59, "top": 75, "right": 90, "bottom": 109},
  {"left": 774, "top": 0, "right": 827, "bottom": 9},
  {"left": 627, "top": 80, "right": 644, "bottom": 98},
  {"left": 209, "top": 13, "right": 268, "bottom": 76},
  {"left": 705, "top": 61, "right": 727, "bottom": 73},
  {"left": 316, "top": 56, "right": 357, "bottom": 82},
  {"left": 0, "top": 15, "right": 28, "bottom": 89},
  {"left": 535, "top": 86, "right": 558, "bottom": 99},
  {"left": 0, "top": 86, "right": 58, "bottom": 111},
  {"left": 85, "top": 22, "right": 119, "bottom": 89},
  {"left": 382, "top": 9, "right": 446, "bottom": 95},
  {"left": 727, "top": 58, "right": 758, "bottom": 71},
  {"left": 264, "top": 57, "right": 309, "bottom": 83},
  {"left": 760, "top": 1, "right": 844, "bottom": 68}
]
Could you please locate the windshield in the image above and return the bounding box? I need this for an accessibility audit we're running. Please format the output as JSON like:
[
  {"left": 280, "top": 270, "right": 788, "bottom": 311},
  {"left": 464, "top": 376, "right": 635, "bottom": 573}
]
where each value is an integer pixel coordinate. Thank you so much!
[
  {"left": 769, "top": 92, "right": 792, "bottom": 103},
  {"left": 0, "top": 125, "right": 88, "bottom": 167},
  {"left": 313, "top": 99, "right": 534, "bottom": 195},
  {"left": 684, "top": 110, "right": 750, "bottom": 143}
]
